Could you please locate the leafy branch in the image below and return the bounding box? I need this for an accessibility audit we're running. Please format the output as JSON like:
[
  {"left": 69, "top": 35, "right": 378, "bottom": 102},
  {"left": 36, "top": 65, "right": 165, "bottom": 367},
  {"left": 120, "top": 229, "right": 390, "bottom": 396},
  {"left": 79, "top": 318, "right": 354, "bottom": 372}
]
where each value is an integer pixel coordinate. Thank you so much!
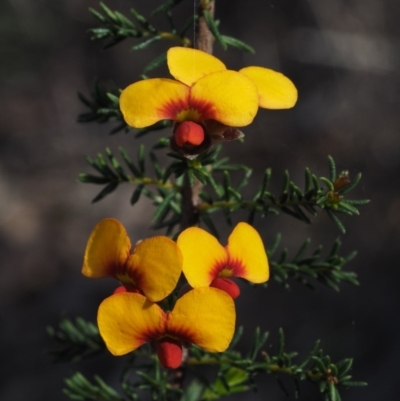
[
  {"left": 268, "top": 235, "right": 359, "bottom": 291},
  {"left": 47, "top": 317, "right": 104, "bottom": 363},
  {"left": 56, "top": 325, "right": 366, "bottom": 401},
  {"left": 80, "top": 145, "right": 369, "bottom": 235},
  {"left": 89, "top": 1, "right": 255, "bottom": 55},
  {"left": 188, "top": 328, "right": 366, "bottom": 401},
  {"left": 89, "top": 2, "right": 192, "bottom": 51},
  {"left": 64, "top": 373, "right": 125, "bottom": 401},
  {"left": 80, "top": 146, "right": 183, "bottom": 235},
  {"left": 194, "top": 154, "right": 369, "bottom": 234}
]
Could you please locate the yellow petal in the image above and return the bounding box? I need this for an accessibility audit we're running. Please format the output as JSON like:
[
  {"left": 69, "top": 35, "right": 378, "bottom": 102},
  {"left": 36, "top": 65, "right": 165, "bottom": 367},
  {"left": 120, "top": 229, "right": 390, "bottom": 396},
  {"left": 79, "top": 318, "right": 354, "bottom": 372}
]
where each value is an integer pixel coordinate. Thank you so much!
[
  {"left": 177, "top": 227, "right": 227, "bottom": 287},
  {"left": 167, "top": 287, "right": 235, "bottom": 352},
  {"left": 227, "top": 222, "right": 269, "bottom": 283},
  {"left": 167, "top": 47, "right": 226, "bottom": 86},
  {"left": 190, "top": 70, "right": 259, "bottom": 127},
  {"left": 82, "top": 218, "right": 131, "bottom": 279},
  {"left": 239, "top": 66, "right": 297, "bottom": 109},
  {"left": 120, "top": 78, "right": 190, "bottom": 128},
  {"left": 124, "top": 237, "right": 183, "bottom": 302},
  {"left": 97, "top": 293, "right": 166, "bottom": 356}
]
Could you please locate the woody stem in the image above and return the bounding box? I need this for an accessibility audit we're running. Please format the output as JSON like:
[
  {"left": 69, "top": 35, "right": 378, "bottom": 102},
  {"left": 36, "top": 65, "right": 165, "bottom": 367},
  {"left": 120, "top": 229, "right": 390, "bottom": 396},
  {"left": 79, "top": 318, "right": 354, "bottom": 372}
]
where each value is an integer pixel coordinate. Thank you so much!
[{"left": 180, "top": 0, "right": 215, "bottom": 230}]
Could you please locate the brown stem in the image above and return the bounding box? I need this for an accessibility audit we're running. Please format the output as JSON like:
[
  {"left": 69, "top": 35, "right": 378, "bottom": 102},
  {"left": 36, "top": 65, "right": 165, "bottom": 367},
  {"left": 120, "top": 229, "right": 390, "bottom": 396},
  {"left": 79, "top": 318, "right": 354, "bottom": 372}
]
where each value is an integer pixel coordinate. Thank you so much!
[
  {"left": 196, "top": 0, "right": 215, "bottom": 54},
  {"left": 180, "top": 0, "right": 215, "bottom": 230}
]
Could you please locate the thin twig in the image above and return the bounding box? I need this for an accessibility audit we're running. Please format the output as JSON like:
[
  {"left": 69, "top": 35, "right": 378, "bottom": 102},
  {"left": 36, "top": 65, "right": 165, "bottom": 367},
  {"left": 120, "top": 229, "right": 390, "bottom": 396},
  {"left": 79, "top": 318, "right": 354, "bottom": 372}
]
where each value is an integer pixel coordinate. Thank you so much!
[{"left": 180, "top": 0, "right": 215, "bottom": 230}]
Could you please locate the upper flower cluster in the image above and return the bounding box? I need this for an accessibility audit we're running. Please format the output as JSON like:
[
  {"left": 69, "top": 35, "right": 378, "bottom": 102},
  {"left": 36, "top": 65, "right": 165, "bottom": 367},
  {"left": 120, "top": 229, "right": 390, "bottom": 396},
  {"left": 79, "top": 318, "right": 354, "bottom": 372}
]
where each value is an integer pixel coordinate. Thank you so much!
[
  {"left": 83, "top": 218, "right": 269, "bottom": 369},
  {"left": 120, "top": 47, "right": 297, "bottom": 157}
]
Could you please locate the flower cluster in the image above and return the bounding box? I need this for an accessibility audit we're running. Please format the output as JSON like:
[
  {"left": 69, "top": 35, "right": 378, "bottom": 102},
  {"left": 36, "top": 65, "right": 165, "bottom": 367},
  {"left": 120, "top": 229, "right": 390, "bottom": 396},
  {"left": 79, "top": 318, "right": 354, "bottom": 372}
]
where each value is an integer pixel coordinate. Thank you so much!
[
  {"left": 120, "top": 47, "right": 297, "bottom": 157},
  {"left": 83, "top": 218, "right": 269, "bottom": 368}
]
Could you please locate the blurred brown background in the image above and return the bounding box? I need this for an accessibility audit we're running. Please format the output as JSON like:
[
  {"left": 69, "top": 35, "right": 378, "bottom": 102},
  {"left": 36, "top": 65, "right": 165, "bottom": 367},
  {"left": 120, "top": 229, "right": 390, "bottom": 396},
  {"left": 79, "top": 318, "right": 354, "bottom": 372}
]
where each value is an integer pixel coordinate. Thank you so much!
[{"left": 1, "top": 0, "right": 399, "bottom": 400}]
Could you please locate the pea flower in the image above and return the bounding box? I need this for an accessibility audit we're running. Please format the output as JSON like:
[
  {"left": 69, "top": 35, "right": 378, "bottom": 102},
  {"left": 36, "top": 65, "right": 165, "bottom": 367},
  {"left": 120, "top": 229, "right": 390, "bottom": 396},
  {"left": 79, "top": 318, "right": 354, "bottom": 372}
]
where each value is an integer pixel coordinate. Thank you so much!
[
  {"left": 82, "top": 218, "right": 182, "bottom": 302},
  {"left": 97, "top": 287, "right": 235, "bottom": 369},
  {"left": 177, "top": 222, "right": 269, "bottom": 299},
  {"left": 120, "top": 46, "right": 297, "bottom": 157}
]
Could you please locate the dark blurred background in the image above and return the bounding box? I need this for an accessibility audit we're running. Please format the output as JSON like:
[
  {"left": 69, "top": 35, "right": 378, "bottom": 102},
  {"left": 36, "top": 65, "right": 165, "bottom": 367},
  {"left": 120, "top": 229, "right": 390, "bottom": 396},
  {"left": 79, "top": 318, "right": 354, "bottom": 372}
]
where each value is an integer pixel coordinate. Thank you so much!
[{"left": 1, "top": 0, "right": 399, "bottom": 400}]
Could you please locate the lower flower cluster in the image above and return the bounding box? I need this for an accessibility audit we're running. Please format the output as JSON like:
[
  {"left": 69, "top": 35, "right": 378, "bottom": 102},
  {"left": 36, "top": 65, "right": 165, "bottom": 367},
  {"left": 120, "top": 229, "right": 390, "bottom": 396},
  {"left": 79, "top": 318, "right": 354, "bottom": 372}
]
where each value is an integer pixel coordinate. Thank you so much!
[{"left": 83, "top": 218, "right": 269, "bottom": 368}]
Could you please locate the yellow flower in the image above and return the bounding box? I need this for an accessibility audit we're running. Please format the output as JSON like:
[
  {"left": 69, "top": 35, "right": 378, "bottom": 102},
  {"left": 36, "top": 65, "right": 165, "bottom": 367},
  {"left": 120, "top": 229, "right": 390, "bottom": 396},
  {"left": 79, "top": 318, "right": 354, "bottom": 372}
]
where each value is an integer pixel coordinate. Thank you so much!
[
  {"left": 97, "top": 287, "right": 236, "bottom": 369},
  {"left": 120, "top": 47, "right": 297, "bottom": 157},
  {"left": 82, "top": 218, "right": 182, "bottom": 302},
  {"left": 177, "top": 222, "right": 269, "bottom": 299}
]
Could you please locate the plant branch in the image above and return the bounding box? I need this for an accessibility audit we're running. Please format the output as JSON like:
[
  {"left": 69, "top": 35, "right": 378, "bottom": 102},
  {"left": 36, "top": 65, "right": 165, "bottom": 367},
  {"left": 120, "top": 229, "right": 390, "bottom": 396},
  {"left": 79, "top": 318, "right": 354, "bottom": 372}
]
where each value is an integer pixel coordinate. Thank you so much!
[{"left": 180, "top": 0, "right": 215, "bottom": 230}]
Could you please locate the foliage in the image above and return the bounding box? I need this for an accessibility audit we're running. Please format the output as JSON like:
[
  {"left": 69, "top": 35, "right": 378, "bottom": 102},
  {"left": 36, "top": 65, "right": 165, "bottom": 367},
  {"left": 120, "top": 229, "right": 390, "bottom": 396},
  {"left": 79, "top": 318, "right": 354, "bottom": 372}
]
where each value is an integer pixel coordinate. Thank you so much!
[
  {"left": 80, "top": 146, "right": 368, "bottom": 235},
  {"left": 87, "top": 2, "right": 253, "bottom": 71},
  {"left": 268, "top": 235, "right": 359, "bottom": 291},
  {"left": 49, "top": 1, "right": 370, "bottom": 401},
  {"left": 47, "top": 317, "right": 104, "bottom": 362},
  {"left": 59, "top": 325, "right": 366, "bottom": 401}
]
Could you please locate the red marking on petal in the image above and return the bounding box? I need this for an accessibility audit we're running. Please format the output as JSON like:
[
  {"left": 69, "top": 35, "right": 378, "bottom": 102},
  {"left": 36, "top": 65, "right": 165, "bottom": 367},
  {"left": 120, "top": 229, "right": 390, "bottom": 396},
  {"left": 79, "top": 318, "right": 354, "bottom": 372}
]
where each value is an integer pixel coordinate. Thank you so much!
[
  {"left": 208, "top": 254, "right": 246, "bottom": 282},
  {"left": 158, "top": 96, "right": 190, "bottom": 120},
  {"left": 157, "top": 338, "right": 183, "bottom": 369},
  {"left": 188, "top": 97, "right": 216, "bottom": 120},
  {"left": 174, "top": 121, "right": 204, "bottom": 146},
  {"left": 137, "top": 312, "right": 167, "bottom": 344},
  {"left": 211, "top": 278, "right": 240, "bottom": 299},
  {"left": 165, "top": 312, "right": 197, "bottom": 345}
]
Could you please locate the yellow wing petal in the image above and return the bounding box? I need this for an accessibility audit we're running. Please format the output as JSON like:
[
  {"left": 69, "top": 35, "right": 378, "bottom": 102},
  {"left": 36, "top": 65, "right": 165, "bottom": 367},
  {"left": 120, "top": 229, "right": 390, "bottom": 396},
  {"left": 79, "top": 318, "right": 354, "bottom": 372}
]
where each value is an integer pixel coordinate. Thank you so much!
[
  {"left": 97, "top": 293, "right": 166, "bottom": 356},
  {"left": 82, "top": 218, "right": 131, "bottom": 279},
  {"left": 120, "top": 78, "right": 190, "bottom": 128},
  {"left": 167, "top": 47, "right": 226, "bottom": 86},
  {"left": 226, "top": 222, "right": 269, "bottom": 283},
  {"left": 167, "top": 287, "right": 235, "bottom": 352},
  {"left": 190, "top": 70, "right": 259, "bottom": 127},
  {"left": 125, "top": 236, "right": 183, "bottom": 302},
  {"left": 177, "top": 227, "right": 227, "bottom": 287},
  {"left": 239, "top": 66, "right": 297, "bottom": 109}
]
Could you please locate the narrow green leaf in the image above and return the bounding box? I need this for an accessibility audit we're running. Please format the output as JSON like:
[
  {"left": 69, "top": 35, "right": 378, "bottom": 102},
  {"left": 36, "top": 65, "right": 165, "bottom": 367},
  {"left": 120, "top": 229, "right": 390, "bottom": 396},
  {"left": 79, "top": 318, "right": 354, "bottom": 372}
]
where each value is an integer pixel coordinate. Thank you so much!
[
  {"left": 329, "top": 381, "right": 337, "bottom": 401},
  {"left": 337, "top": 201, "right": 359, "bottom": 215},
  {"left": 78, "top": 174, "right": 110, "bottom": 184},
  {"left": 153, "top": 192, "right": 175, "bottom": 222},
  {"left": 282, "top": 170, "right": 290, "bottom": 193},
  {"left": 130, "top": 8, "right": 156, "bottom": 33},
  {"left": 91, "top": 182, "right": 118, "bottom": 203},
  {"left": 298, "top": 339, "right": 321, "bottom": 369},
  {"left": 119, "top": 147, "right": 141, "bottom": 177},
  {"left": 326, "top": 210, "right": 346, "bottom": 234},
  {"left": 151, "top": 0, "right": 185, "bottom": 16},
  {"left": 138, "top": 144, "right": 145, "bottom": 173},
  {"left": 131, "top": 36, "right": 162, "bottom": 51},
  {"left": 99, "top": 2, "right": 118, "bottom": 23},
  {"left": 203, "top": 10, "right": 227, "bottom": 50},
  {"left": 305, "top": 167, "right": 312, "bottom": 192},
  {"left": 236, "top": 168, "right": 252, "bottom": 191},
  {"left": 340, "top": 381, "right": 367, "bottom": 387},
  {"left": 143, "top": 52, "right": 167, "bottom": 74},
  {"left": 89, "top": 8, "right": 106, "bottom": 23},
  {"left": 339, "top": 172, "right": 362, "bottom": 194},
  {"left": 312, "top": 356, "right": 327, "bottom": 372},
  {"left": 328, "top": 155, "right": 336, "bottom": 182},
  {"left": 130, "top": 184, "right": 144, "bottom": 205},
  {"left": 220, "top": 35, "right": 255, "bottom": 53},
  {"left": 320, "top": 177, "right": 334, "bottom": 191},
  {"left": 181, "top": 380, "right": 204, "bottom": 401},
  {"left": 293, "top": 239, "right": 311, "bottom": 262}
]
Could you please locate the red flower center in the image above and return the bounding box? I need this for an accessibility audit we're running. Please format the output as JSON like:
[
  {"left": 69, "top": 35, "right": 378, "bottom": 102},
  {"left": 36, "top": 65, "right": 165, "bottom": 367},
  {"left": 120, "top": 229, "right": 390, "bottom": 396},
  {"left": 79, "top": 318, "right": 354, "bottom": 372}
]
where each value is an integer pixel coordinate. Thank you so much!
[
  {"left": 156, "top": 338, "right": 183, "bottom": 369},
  {"left": 174, "top": 121, "right": 205, "bottom": 147},
  {"left": 210, "top": 277, "right": 240, "bottom": 299}
]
